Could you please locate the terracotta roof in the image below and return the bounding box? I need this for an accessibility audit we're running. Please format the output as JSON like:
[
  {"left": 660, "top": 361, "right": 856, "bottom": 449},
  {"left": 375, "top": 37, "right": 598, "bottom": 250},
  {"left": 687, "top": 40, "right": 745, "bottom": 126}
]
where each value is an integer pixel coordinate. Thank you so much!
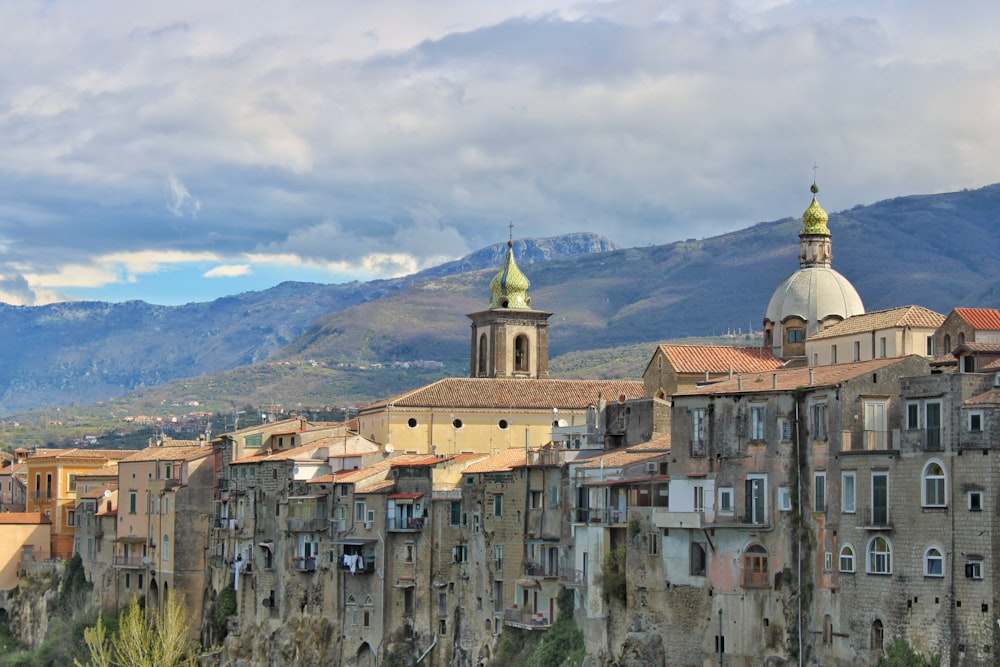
[
  {"left": 654, "top": 345, "right": 785, "bottom": 374},
  {"left": 680, "top": 356, "right": 925, "bottom": 396},
  {"left": 807, "top": 305, "right": 945, "bottom": 340},
  {"left": 390, "top": 455, "right": 453, "bottom": 468},
  {"left": 954, "top": 342, "right": 1000, "bottom": 354},
  {"left": 363, "top": 378, "right": 644, "bottom": 411},
  {"left": 356, "top": 478, "right": 396, "bottom": 494},
  {"left": 29, "top": 448, "right": 139, "bottom": 462},
  {"left": 334, "top": 455, "right": 431, "bottom": 484},
  {"left": 954, "top": 307, "right": 1000, "bottom": 330},
  {"left": 75, "top": 464, "right": 119, "bottom": 478},
  {"left": 231, "top": 442, "right": 329, "bottom": 465},
  {"left": 966, "top": 388, "right": 1000, "bottom": 406},
  {"left": 625, "top": 435, "right": 671, "bottom": 451},
  {"left": 120, "top": 445, "right": 212, "bottom": 463},
  {"left": 461, "top": 448, "right": 528, "bottom": 474},
  {"left": 576, "top": 447, "right": 664, "bottom": 469},
  {"left": 0, "top": 512, "right": 50, "bottom": 525},
  {"left": 388, "top": 493, "right": 424, "bottom": 500},
  {"left": 83, "top": 482, "right": 118, "bottom": 500}
]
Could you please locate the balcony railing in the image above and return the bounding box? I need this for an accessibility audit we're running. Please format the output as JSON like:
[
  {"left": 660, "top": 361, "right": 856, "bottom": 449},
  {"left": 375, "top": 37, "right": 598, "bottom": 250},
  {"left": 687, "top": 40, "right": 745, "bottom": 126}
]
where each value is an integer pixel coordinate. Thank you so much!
[
  {"left": 287, "top": 517, "right": 326, "bottom": 532},
  {"left": 31, "top": 490, "right": 53, "bottom": 500},
  {"left": 338, "top": 556, "right": 376, "bottom": 574},
  {"left": 863, "top": 429, "right": 890, "bottom": 451},
  {"left": 504, "top": 607, "right": 551, "bottom": 630},
  {"left": 292, "top": 557, "right": 317, "bottom": 572},
  {"left": 559, "top": 568, "right": 587, "bottom": 587},
  {"left": 113, "top": 555, "right": 145, "bottom": 568},
  {"left": 572, "top": 508, "right": 626, "bottom": 525},
  {"left": 857, "top": 507, "right": 892, "bottom": 529},
  {"left": 742, "top": 567, "right": 771, "bottom": 588},
  {"left": 525, "top": 560, "right": 559, "bottom": 578},
  {"left": 387, "top": 516, "right": 425, "bottom": 532}
]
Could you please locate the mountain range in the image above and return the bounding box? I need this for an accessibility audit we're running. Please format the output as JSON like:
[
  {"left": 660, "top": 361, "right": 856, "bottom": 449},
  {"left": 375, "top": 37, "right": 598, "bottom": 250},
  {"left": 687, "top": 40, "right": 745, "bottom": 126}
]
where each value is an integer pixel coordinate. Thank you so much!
[{"left": 3, "top": 184, "right": 1000, "bottom": 418}]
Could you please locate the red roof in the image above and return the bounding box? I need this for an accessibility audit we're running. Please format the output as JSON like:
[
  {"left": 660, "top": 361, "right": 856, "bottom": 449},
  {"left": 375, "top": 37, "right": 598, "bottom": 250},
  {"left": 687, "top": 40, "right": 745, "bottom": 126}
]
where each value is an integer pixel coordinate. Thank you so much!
[
  {"left": 655, "top": 345, "right": 785, "bottom": 374},
  {"left": 954, "top": 308, "right": 1000, "bottom": 330},
  {"left": 388, "top": 493, "right": 424, "bottom": 500},
  {"left": 0, "top": 512, "right": 50, "bottom": 525}
]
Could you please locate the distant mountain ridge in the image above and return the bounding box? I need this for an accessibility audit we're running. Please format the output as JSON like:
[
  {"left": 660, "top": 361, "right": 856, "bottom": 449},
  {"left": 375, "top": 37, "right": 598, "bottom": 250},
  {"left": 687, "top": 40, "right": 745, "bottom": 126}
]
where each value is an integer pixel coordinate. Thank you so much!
[
  {"left": 0, "top": 233, "right": 617, "bottom": 414},
  {"left": 5, "top": 183, "right": 1000, "bottom": 417}
]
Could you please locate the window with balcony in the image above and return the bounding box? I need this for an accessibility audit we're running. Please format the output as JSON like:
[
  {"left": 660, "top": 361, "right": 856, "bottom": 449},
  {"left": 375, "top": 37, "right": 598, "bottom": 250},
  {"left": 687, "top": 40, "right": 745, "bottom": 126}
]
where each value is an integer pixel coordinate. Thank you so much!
[
  {"left": 924, "top": 402, "right": 942, "bottom": 450},
  {"left": 744, "top": 475, "right": 767, "bottom": 524},
  {"left": 906, "top": 402, "right": 919, "bottom": 430},
  {"left": 864, "top": 400, "right": 888, "bottom": 450}
]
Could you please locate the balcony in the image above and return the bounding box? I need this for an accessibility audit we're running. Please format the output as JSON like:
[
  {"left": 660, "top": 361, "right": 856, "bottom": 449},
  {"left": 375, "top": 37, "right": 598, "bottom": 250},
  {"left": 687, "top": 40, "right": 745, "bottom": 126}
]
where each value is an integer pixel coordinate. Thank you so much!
[
  {"left": 113, "top": 555, "right": 145, "bottom": 568},
  {"left": 559, "top": 568, "right": 587, "bottom": 588},
  {"left": 387, "top": 516, "right": 425, "bottom": 532},
  {"left": 31, "top": 490, "right": 53, "bottom": 500},
  {"left": 651, "top": 509, "right": 703, "bottom": 530},
  {"left": 287, "top": 517, "right": 326, "bottom": 532},
  {"left": 572, "top": 508, "right": 626, "bottom": 525},
  {"left": 338, "top": 555, "right": 376, "bottom": 574},
  {"left": 525, "top": 560, "right": 559, "bottom": 579},
  {"left": 741, "top": 567, "right": 771, "bottom": 588},
  {"left": 857, "top": 507, "right": 892, "bottom": 530},
  {"left": 504, "top": 607, "right": 551, "bottom": 631},
  {"left": 292, "top": 557, "right": 318, "bottom": 572}
]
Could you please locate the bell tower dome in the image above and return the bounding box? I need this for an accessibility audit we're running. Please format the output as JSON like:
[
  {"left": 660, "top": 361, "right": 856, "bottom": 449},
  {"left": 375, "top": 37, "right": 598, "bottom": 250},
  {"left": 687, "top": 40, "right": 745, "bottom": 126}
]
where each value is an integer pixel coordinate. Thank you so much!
[{"left": 468, "top": 238, "right": 552, "bottom": 378}]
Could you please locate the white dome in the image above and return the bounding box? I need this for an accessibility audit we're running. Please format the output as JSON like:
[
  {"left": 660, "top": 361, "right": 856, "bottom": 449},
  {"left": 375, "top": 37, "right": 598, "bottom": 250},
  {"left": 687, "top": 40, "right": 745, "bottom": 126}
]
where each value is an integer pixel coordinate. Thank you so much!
[{"left": 765, "top": 266, "right": 864, "bottom": 337}]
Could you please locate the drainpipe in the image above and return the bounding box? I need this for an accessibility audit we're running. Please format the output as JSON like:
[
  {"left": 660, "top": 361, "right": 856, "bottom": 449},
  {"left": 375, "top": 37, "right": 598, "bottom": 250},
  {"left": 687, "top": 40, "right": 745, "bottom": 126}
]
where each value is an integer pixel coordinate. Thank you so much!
[
  {"left": 375, "top": 530, "right": 386, "bottom": 667},
  {"left": 413, "top": 634, "right": 437, "bottom": 666},
  {"left": 794, "top": 399, "right": 803, "bottom": 667}
]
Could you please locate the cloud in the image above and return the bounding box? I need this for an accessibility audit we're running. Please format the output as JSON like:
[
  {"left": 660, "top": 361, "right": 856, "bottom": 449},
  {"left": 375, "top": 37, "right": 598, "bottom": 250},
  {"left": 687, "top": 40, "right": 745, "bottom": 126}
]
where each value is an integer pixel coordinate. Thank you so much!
[
  {"left": 204, "top": 264, "right": 251, "bottom": 278},
  {"left": 1, "top": 1, "right": 1000, "bottom": 305}
]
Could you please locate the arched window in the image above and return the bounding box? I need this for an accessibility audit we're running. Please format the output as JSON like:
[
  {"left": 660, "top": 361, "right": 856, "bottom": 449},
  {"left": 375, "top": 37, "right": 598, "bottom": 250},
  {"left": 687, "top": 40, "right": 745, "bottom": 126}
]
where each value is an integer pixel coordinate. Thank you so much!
[
  {"left": 867, "top": 536, "right": 892, "bottom": 575},
  {"left": 838, "top": 544, "right": 856, "bottom": 573},
  {"left": 743, "top": 544, "right": 769, "bottom": 587},
  {"left": 871, "top": 619, "right": 884, "bottom": 650},
  {"left": 922, "top": 461, "right": 946, "bottom": 507},
  {"left": 924, "top": 547, "right": 944, "bottom": 577},
  {"left": 514, "top": 335, "right": 529, "bottom": 372},
  {"left": 478, "top": 334, "right": 488, "bottom": 376},
  {"left": 163, "top": 534, "right": 170, "bottom": 562},
  {"left": 959, "top": 332, "right": 966, "bottom": 346},
  {"left": 943, "top": 334, "right": 951, "bottom": 353}
]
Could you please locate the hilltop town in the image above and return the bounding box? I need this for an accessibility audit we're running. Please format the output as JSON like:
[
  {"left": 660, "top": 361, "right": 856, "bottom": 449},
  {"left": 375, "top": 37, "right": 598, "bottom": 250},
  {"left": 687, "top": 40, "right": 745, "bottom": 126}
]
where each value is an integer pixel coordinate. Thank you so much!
[{"left": 1, "top": 184, "right": 996, "bottom": 666}]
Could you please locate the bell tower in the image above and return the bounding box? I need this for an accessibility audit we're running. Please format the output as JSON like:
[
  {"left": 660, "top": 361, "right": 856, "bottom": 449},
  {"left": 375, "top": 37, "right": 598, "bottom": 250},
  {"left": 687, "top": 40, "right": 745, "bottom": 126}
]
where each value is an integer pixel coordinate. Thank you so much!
[{"left": 467, "top": 238, "right": 552, "bottom": 378}]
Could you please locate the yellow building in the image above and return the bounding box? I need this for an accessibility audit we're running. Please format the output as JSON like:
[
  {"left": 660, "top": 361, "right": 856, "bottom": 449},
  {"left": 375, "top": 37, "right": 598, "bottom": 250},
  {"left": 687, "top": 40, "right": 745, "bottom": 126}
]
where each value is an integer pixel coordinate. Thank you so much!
[
  {"left": 0, "top": 512, "right": 52, "bottom": 589},
  {"left": 358, "top": 240, "right": 643, "bottom": 454},
  {"left": 24, "top": 449, "right": 136, "bottom": 559}
]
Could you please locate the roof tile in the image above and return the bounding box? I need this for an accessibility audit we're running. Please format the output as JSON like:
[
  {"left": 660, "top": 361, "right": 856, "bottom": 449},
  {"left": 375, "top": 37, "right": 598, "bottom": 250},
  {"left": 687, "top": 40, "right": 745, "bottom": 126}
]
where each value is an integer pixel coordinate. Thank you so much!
[
  {"left": 807, "top": 305, "right": 945, "bottom": 340},
  {"left": 955, "top": 307, "right": 1000, "bottom": 330},
  {"left": 656, "top": 345, "right": 785, "bottom": 374}
]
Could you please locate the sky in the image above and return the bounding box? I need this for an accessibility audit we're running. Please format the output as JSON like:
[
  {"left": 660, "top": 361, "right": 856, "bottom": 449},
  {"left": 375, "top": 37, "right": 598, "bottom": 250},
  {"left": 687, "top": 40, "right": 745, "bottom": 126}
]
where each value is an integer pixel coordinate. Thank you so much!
[{"left": 2, "top": 1, "right": 999, "bottom": 306}]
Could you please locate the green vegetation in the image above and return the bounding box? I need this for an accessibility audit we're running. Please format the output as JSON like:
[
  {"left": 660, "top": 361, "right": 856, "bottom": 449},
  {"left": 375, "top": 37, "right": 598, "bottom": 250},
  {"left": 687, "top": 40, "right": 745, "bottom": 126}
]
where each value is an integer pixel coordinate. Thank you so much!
[
  {"left": 59, "top": 553, "right": 93, "bottom": 616},
  {"left": 877, "top": 638, "right": 941, "bottom": 667},
  {"left": 76, "top": 595, "right": 199, "bottom": 667},
  {"left": 601, "top": 543, "right": 628, "bottom": 604},
  {"left": 490, "top": 589, "right": 584, "bottom": 667}
]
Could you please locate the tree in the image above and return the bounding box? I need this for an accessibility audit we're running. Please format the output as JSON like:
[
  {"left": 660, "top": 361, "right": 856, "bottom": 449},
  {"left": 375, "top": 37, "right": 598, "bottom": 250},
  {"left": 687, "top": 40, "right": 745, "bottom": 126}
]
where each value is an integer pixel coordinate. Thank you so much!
[
  {"left": 877, "top": 638, "right": 941, "bottom": 667},
  {"left": 76, "top": 594, "right": 199, "bottom": 667}
]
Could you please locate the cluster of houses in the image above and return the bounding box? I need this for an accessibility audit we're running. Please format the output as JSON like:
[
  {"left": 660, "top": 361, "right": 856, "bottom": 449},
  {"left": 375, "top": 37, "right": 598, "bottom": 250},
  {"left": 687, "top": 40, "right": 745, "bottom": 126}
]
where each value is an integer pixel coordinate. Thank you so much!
[{"left": 3, "top": 185, "right": 1000, "bottom": 666}]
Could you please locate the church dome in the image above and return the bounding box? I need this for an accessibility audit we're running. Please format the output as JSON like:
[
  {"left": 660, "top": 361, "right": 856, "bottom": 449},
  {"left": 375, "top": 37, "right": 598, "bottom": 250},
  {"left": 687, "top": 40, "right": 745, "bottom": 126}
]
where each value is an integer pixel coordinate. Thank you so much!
[
  {"left": 490, "top": 241, "right": 531, "bottom": 309},
  {"left": 765, "top": 266, "right": 864, "bottom": 337}
]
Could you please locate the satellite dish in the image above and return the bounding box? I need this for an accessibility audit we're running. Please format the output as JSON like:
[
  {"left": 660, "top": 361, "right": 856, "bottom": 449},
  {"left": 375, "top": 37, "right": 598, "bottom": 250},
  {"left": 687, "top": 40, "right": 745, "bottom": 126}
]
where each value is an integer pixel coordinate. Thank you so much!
[
  {"left": 557, "top": 419, "right": 568, "bottom": 427},
  {"left": 385, "top": 444, "right": 394, "bottom": 453},
  {"left": 104, "top": 490, "right": 111, "bottom": 498}
]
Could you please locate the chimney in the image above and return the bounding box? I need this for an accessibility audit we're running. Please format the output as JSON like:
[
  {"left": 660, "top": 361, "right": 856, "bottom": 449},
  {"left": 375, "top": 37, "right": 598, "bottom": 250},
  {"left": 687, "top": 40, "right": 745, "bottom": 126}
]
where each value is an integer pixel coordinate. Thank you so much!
[
  {"left": 809, "top": 368, "right": 815, "bottom": 385},
  {"left": 772, "top": 374, "right": 777, "bottom": 389},
  {"left": 737, "top": 375, "right": 742, "bottom": 390}
]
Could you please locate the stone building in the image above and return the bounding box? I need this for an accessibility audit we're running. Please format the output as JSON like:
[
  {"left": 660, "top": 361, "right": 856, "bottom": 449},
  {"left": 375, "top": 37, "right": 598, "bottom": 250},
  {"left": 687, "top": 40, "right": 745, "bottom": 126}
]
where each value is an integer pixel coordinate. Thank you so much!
[
  {"left": 643, "top": 344, "right": 785, "bottom": 400},
  {"left": 805, "top": 305, "right": 945, "bottom": 366}
]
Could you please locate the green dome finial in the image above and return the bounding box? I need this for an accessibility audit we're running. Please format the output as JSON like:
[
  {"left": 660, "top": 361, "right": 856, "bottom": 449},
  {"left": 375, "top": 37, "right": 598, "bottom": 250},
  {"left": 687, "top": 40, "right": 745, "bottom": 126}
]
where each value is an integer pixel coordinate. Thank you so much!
[
  {"left": 490, "top": 239, "right": 531, "bottom": 309},
  {"left": 801, "top": 181, "right": 830, "bottom": 236}
]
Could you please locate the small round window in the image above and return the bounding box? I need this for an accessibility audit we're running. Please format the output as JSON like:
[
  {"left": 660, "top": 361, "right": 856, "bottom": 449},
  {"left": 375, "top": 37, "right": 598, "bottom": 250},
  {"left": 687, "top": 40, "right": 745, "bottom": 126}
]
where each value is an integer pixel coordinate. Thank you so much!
[
  {"left": 498, "top": 419, "right": 509, "bottom": 430},
  {"left": 453, "top": 419, "right": 463, "bottom": 429},
  {"left": 407, "top": 418, "right": 418, "bottom": 428}
]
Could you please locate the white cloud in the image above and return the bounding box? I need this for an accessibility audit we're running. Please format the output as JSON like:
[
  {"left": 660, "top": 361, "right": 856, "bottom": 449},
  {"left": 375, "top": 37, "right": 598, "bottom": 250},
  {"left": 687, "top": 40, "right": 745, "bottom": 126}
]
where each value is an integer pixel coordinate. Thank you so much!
[
  {"left": 166, "top": 175, "right": 201, "bottom": 217},
  {"left": 204, "top": 264, "right": 252, "bottom": 278}
]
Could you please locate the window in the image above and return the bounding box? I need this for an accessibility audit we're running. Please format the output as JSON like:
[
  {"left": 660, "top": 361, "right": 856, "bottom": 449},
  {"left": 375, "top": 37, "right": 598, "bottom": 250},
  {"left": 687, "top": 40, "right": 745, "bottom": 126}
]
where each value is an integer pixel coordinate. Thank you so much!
[
  {"left": 922, "top": 461, "right": 946, "bottom": 508},
  {"left": 853, "top": 341, "right": 861, "bottom": 361},
  {"left": 966, "top": 559, "right": 983, "bottom": 579},
  {"left": 439, "top": 618, "right": 447, "bottom": 635},
  {"left": 867, "top": 536, "right": 892, "bottom": 575},
  {"left": 924, "top": 547, "right": 944, "bottom": 577},
  {"left": 691, "top": 408, "right": 706, "bottom": 456},
  {"left": 841, "top": 471, "right": 856, "bottom": 513},
  {"left": 648, "top": 532, "right": 660, "bottom": 556},
  {"left": 871, "top": 472, "right": 889, "bottom": 526},
  {"left": 788, "top": 328, "right": 804, "bottom": 343},
  {"left": 743, "top": 544, "right": 769, "bottom": 587},
  {"left": 529, "top": 490, "right": 543, "bottom": 509},
  {"left": 871, "top": 620, "right": 884, "bottom": 651},
  {"left": 473, "top": 514, "right": 480, "bottom": 534},
  {"left": 693, "top": 485, "right": 704, "bottom": 512},
  {"left": 750, "top": 404, "right": 765, "bottom": 441},
  {"left": 493, "top": 494, "right": 503, "bottom": 517},
  {"left": 550, "top": 485, "right": 559, "bottom": 507},
  {"left": 969, "top": 491, "right": 983, "bottom": 511},
  {"left": 498, "top": 419, "right": 508, "bottom": 430},
  {"left": 831, "top": 345, "right": 838, "bottom": 364},
  {"left": 478, "top": 334, "right": 488, "bottom": 376},
  {"left": 943, "top": 334, "right": 952, "bottom": 353},
  {"left": 452, "top": 418, "right": 463, "bottom": 429},
  {"left": 408, "top": 418, "right": 418, "bottom": 428},
  {"left": 690, "top": 542, "right": 707, "bottom": 576},
  {"left": 779, "top": 418, "right": 792, "bottom": 441},
  {"left": 824, "top": 551, "right": 833, "bottom": 571},
  {"left": 364, "top": 611, "right": 371, "bottom": 628},
  {"left": 449, "top": 501, "right": 462, "bottom": 526},
  {"left": 67, "top": 510, "right": 76, "bottom": 527},
  {"left": 745, "top": 475, "right": 767, "bottom": 524},
  {"left": 778, "top": 487, "right": 792, "bottom": 512},
  {"left": 814, "top": 472, "right": 826, "bottom": 513},
  {"left": 823, "top": 615, "right": 833, "bottom": 646},
  {"left": 718, "top": 488, "right": 733, "bottom": 514},
  {"left": 514, "top": 334, "right": 529, "bottom": 372},
  {"left": 926, "top": 336, "right": 935, "bottom": 356},
  {"left": 865, "top": 400, "right": 888, "bottom": 450},
  {"left": 906, "top": 402, "right": 920, "bottom": 430},
  {"left": 494, "top": 545, "right": 503, "bottom": 572},
  {"left": 962, "top": 355, "right": 975, "bottom": 373},
  {"left": 879, "top": 336, "right": 887, "bottom": 358},
  {"left": 969, "top": 411, "right": 983, "bottom": 432},
  {"left": 453, "top": 544, "right": 468, "bottom": 563},
  {"left": 129, "top": 492, "right": 137, "bottom": 515},
  {"left": 163, "top": 534, "right": 170, "bottom": 562},
  {"left": 925, "top": 402, "right": 942, "bottom": 450},
  {"left": 811, "top": 403, "right": 827, "bottom": 441},
  {"left": 839, "top": 544, "right": 856, "bottom": 573},
  {"left": 354, "top": 501, "right": 367, "bottom": 523}
]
